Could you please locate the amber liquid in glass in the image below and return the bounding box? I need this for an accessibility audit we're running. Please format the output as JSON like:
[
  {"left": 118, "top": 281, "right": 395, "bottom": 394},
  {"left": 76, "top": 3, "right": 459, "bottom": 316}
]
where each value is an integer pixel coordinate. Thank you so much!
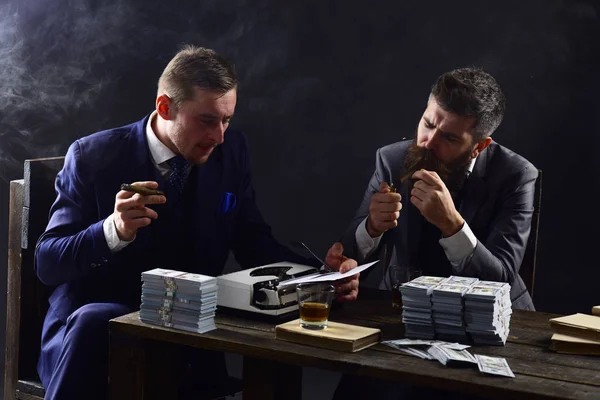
[{"left": 299, "top": 302, "right": 329, "bottom": 322}]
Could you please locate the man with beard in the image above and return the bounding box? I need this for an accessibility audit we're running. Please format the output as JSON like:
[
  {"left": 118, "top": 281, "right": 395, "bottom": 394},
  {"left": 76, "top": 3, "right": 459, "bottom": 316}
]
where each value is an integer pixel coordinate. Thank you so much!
[
  {"left": 332, "top": 68, "right": 537, "bottom": 400},
  {"left": 35, "top": 45, "right": 359, "bottom": 400},
  {"left": 340, "top": 67, "right": 537, "bottom": 311}
]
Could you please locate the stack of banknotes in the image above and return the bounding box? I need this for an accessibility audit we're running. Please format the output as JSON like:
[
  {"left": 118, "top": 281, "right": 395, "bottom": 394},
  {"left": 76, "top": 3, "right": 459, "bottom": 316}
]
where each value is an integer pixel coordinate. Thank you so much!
[
  {"left": 139, "top": 268, "right": 218, "bottom": 334},
  {"left": 400, "top": 275, "right": 512, "bottom": 345},
  {"left": 382, "top": 338, "right": 515, "bottom": 377},
  {"left": 464, "top": 281, "right": 512, "bottom": 345},
  {"left": 432, "top": 276, "right": 480, "bottom": 343}
]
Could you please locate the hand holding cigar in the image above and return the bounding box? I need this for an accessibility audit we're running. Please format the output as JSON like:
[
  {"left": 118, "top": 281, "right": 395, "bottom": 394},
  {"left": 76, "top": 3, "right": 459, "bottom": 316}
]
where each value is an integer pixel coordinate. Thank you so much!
[
  {"left": 120, "top": 183, "right": 164, "bottom": 196},
  {"left": 113, "top": 181, "right": 166, "bottom": 241}
]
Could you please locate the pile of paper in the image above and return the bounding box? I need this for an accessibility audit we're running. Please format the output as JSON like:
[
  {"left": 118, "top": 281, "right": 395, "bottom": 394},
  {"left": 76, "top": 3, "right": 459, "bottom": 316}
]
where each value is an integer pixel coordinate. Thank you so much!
[
  {"left": 549, "top": 311, "right": 600, "bottom": 355},
  {"left": 464, "top": 281, "right": 512, "bottom": 345},
  {"left": 399, "top": 276, "right": 448, "bottom": 339},
  {"left": 381, "top": 338, "right": 515, "bottom": 377},
  {"left": 432, "top": 276, "right": 479, "bottom": 343},
  {"left": 139, "top": 268, "right": 218, "bottom": 334}
]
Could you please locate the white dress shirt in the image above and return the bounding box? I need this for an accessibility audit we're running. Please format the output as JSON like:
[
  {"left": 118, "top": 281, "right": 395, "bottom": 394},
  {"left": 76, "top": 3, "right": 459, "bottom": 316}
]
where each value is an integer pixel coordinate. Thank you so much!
[
  {"left": 102, "top": 112, "right": 176, "bottom": 252},
  {"left": 355, "top": 158, "right": 478, "bottom": 274}
]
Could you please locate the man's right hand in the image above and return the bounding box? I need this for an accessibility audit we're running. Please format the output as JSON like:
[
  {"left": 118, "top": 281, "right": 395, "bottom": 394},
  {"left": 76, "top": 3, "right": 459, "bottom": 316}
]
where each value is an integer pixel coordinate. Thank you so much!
[
  {"left": 366, "top": 182, "right": 402, "bottom": 237},
  {"left": 113, "top": 181, "right": 166, "bottom": 241}
]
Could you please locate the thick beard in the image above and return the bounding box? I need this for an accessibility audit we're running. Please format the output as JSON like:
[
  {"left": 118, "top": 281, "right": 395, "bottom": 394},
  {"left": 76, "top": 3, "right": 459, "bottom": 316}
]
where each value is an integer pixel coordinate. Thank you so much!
[{"left": 401, "top": 140, "right": 473, "bottom": 192}]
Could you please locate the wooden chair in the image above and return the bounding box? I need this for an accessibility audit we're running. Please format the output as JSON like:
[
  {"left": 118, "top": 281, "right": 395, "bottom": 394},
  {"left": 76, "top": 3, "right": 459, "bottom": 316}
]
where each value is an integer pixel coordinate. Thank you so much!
[
  {"left": 4, "top": 157, "right": 242, "bottom": 400},
  {"left": 5, "top": 157, "right": 64, "bottom": 400},
  {"left": 520, "top": 169, "right": 542, "bottom": 299}
]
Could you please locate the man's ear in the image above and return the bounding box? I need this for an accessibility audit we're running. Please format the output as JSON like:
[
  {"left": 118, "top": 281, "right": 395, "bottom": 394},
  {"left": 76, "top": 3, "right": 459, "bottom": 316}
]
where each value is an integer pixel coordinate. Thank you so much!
[
  {"left": 471, "top": 137, "right": 492, "bottom": 158},
  {"left": 156, "top": 94, "right": 174, "bottom": 120}
]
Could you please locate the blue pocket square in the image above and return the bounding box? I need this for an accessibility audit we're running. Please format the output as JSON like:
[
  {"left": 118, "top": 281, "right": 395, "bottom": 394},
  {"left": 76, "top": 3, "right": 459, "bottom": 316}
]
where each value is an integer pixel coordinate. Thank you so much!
[{"left": 218, "top": 192, "right": 237, "bottom": 216}]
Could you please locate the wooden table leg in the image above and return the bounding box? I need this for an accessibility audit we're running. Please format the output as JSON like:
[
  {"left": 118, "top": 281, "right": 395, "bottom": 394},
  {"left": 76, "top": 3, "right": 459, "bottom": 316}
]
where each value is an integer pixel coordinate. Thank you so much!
[
  {"left": 109, "top": 331, "right": 181, "bottom": 400},
  {"left": 109, "top": 330, "right": 145, "bottom": 400},
  {"left": 141, "top": 340, "right": 180, "bottom": 400},
  {"left": 242, "top": 356, "right": 302, "bottom": 400}
]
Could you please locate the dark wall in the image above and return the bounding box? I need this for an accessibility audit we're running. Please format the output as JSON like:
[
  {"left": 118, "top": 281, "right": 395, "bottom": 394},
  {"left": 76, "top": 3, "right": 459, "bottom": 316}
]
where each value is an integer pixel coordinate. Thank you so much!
[{"left": 1, "top": 0, "right": 599, "bottom": 389}]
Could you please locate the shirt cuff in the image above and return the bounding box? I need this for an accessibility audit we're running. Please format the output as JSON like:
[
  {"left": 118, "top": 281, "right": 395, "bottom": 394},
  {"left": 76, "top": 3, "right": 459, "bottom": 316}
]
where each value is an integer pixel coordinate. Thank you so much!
[
  {"left": 356, "top": 216, "right": 383, "bottom": 260},
  {"left": 438, "top": 222, "right": 477, "bottom": 262},
  {"left": 103, "top": 214, "right": 134, "bottom": 252}
]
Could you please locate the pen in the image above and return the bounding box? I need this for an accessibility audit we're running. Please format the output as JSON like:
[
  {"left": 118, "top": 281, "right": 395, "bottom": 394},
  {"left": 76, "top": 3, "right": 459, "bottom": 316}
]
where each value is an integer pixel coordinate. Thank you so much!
[
  {"left": 120, "top": 183, "right": 165, "bottom": 196},
  {"left": 291, "top": 241, "right": 335, "bottom": 273}
]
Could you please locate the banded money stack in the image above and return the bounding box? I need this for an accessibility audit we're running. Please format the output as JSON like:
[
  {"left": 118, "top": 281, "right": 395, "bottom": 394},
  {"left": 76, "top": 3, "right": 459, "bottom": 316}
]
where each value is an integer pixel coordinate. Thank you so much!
[
  {"left": 140, "top": 268, "right": 218, "bottom": 334},
  {"left": 400, "top": 275, "right": 512, "bottom": 345},
  {"left": 464, "top": 281, "right": 512, "bottom": 345},
  {"left": 399, "top": 276, "right": 447, "bottom": 340},
  {"left": 432, "top": 276, "right": 479, "bottom": 343}
]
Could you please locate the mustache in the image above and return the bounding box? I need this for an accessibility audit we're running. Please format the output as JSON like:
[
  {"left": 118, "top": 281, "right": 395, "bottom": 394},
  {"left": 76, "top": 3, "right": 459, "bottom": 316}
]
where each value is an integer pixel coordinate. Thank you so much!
[{"left": 400, "top": 143, "right": 451, "bottom": 183}]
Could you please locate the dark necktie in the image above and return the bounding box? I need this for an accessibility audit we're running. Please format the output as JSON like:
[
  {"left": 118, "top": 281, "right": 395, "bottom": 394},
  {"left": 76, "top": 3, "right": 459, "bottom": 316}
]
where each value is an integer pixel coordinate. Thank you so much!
[{"left": 167, "top": 154, "right": 190, "bottom": 194}]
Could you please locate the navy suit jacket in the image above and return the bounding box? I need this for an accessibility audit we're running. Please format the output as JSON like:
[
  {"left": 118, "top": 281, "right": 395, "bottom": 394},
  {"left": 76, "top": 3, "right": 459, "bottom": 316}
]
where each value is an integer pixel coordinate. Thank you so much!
[
  {"left": 35, "top": 114, "right": 312, "bottom": 322},
  {"left": 340, "top": 140, "right": 537, "bottom": 310}
]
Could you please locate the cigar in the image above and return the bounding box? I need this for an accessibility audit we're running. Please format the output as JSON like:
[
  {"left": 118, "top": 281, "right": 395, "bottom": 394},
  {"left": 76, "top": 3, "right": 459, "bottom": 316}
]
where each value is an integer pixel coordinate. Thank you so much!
[{"left": 120, "top": 183, "right": 164, "bottom": 196}]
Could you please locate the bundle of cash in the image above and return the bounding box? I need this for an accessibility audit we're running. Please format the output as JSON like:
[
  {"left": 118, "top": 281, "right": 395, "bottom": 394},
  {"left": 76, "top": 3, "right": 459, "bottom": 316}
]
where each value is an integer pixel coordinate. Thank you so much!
[
  {"left": 382, "top": 338, "right": 470, "bottom": 360},
  {"left": 464, "top": 281, "right": 512, "bottom": 345},
  {"left": 399, "top": 276, "right": 448, "bottom": 339},
  {"left": 427, "top": 344, "right": 478, "bottom": 367},
  {"left": 431, "top": 276, "right": 479, "bottom": 343},
  {"left": 474, "top": 354, "right": 515, "bottom": 377},
  {"left": 139, "top": 268, "right": 218, "bottom": 334},
  {"left": 400, "top": 276, "right": 513, "bottom": 346},
  {"left": 382, "top": 339, "right": 515, "bottom": 377}
]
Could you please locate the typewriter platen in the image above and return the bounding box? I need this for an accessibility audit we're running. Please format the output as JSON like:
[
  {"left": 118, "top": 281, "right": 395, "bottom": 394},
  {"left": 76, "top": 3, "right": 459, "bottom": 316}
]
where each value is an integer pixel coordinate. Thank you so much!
[{"left": 217, "top": 262, "right": 320, "bottom": 317}]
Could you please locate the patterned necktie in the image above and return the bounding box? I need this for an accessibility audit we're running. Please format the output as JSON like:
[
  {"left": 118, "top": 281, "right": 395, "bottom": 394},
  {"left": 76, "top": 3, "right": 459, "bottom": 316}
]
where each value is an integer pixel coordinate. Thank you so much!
[{"left": 167, "top": 154, "right": 190, "bottom": 194}]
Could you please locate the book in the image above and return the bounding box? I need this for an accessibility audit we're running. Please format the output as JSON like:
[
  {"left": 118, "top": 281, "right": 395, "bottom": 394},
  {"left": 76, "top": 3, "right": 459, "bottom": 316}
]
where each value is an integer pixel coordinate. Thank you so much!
[
  {"left": 550, "top": 333, "right": 600, "bottom": 355},
  {"left": 549, "top": 313, "right": 600, "bottom": 341},
  {"left": 593, "top": 306, "right": 600, "bottom": 317},
  {"left": 275, "top": 319, "right": 381, "bottom": 352}
]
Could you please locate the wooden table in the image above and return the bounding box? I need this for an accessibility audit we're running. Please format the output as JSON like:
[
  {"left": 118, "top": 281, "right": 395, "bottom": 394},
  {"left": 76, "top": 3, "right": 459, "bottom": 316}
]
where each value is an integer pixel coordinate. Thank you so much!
[{"left": 108, "top": 289, "right": 600, "bottom": 400}]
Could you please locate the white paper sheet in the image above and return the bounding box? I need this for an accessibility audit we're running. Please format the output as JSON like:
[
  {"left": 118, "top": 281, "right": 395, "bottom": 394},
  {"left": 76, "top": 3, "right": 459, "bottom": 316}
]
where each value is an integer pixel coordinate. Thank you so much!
[{"left": 277, "top": 261, "right": 378, "bottom": 288}]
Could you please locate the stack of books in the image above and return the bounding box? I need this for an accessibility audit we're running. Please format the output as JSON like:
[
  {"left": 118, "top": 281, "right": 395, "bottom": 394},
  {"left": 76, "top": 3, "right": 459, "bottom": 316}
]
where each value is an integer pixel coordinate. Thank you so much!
[
  {"left": 275, "top": 319, "right": 381, "bottom": 352},
  {"left": 139, "top": 268, "right": 218, "bottom": 334},
  {"left": 549, "top": 309, "right": 600, "bottom": 355}
]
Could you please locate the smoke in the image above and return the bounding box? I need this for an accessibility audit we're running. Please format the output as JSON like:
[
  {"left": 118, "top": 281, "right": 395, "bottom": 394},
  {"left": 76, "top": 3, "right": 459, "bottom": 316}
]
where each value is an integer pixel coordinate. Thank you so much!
[
  {"left": 0, "top": 0, "right": 142, "bottom": 181},
  {"left": 0, "top": 0, "right": 296, "bottom": 182}
]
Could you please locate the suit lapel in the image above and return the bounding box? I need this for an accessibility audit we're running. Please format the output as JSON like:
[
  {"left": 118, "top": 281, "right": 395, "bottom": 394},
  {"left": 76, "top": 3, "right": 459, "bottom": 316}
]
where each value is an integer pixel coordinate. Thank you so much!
[{"left": 459, "top": 144, "right": 491, "bottom": 225}]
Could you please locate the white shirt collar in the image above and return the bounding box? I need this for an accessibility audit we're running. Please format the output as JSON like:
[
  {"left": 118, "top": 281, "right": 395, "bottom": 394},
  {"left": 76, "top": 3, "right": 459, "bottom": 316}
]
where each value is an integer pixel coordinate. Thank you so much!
[
  {"left": 145, "top": 111, "right": 176, "bottom": 166},
  {"left": 467, "top": 157, "right": 476, "bottom": 174}
]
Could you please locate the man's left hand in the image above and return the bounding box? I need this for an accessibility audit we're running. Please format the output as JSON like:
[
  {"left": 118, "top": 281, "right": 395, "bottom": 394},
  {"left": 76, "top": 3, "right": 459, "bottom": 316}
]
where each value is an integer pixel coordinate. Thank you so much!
[
  {"left": 410, "top": 169, "right": 465, "bottom": 237},
  {"left": 324, "top": 242, "right": 359, "bottom": 302}
]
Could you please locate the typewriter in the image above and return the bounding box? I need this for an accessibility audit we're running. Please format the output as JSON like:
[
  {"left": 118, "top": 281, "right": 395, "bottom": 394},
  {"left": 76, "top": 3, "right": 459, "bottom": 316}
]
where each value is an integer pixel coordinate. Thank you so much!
[{"left": 217, "top": 262, "right": 320, "bottom": 319}]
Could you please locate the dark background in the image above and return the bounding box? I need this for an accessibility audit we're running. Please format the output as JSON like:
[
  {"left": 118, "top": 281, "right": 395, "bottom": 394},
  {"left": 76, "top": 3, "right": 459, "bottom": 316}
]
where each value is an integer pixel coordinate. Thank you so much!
[{"left": 1, "top": 0, "right": 599, "bottom": 395}]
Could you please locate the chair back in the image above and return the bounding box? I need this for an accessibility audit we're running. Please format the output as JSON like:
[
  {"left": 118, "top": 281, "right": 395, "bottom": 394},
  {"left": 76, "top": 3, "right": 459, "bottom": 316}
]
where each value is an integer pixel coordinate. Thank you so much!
[
  {"left": 4, "top": 157, "right": 65, "bottom": 400},
  {"left": 520, "top": 169, "right": 542, "bottom": 298}
]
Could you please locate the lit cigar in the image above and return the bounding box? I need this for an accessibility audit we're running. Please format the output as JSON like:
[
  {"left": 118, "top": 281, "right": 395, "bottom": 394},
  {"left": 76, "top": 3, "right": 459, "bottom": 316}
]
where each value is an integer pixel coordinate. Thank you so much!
[{"left": 120, "top": 183, "right": 164, "bottom": 196}]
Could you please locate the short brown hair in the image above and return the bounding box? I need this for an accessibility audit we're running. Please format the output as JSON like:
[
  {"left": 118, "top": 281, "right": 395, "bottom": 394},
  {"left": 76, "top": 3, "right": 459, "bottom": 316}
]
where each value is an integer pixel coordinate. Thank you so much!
[
  {"left": 158, "top": 44, "right": 237, "bottom": 109},
  {"left": 431, "top": 68, "right": 506, "bottom": 142}
]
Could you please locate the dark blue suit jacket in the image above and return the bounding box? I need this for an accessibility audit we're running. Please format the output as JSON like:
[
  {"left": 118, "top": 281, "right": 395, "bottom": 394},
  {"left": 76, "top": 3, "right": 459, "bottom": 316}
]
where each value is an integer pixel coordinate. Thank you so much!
[{"left": 35, "top": 114, "right": 312, "bottom": 322}]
